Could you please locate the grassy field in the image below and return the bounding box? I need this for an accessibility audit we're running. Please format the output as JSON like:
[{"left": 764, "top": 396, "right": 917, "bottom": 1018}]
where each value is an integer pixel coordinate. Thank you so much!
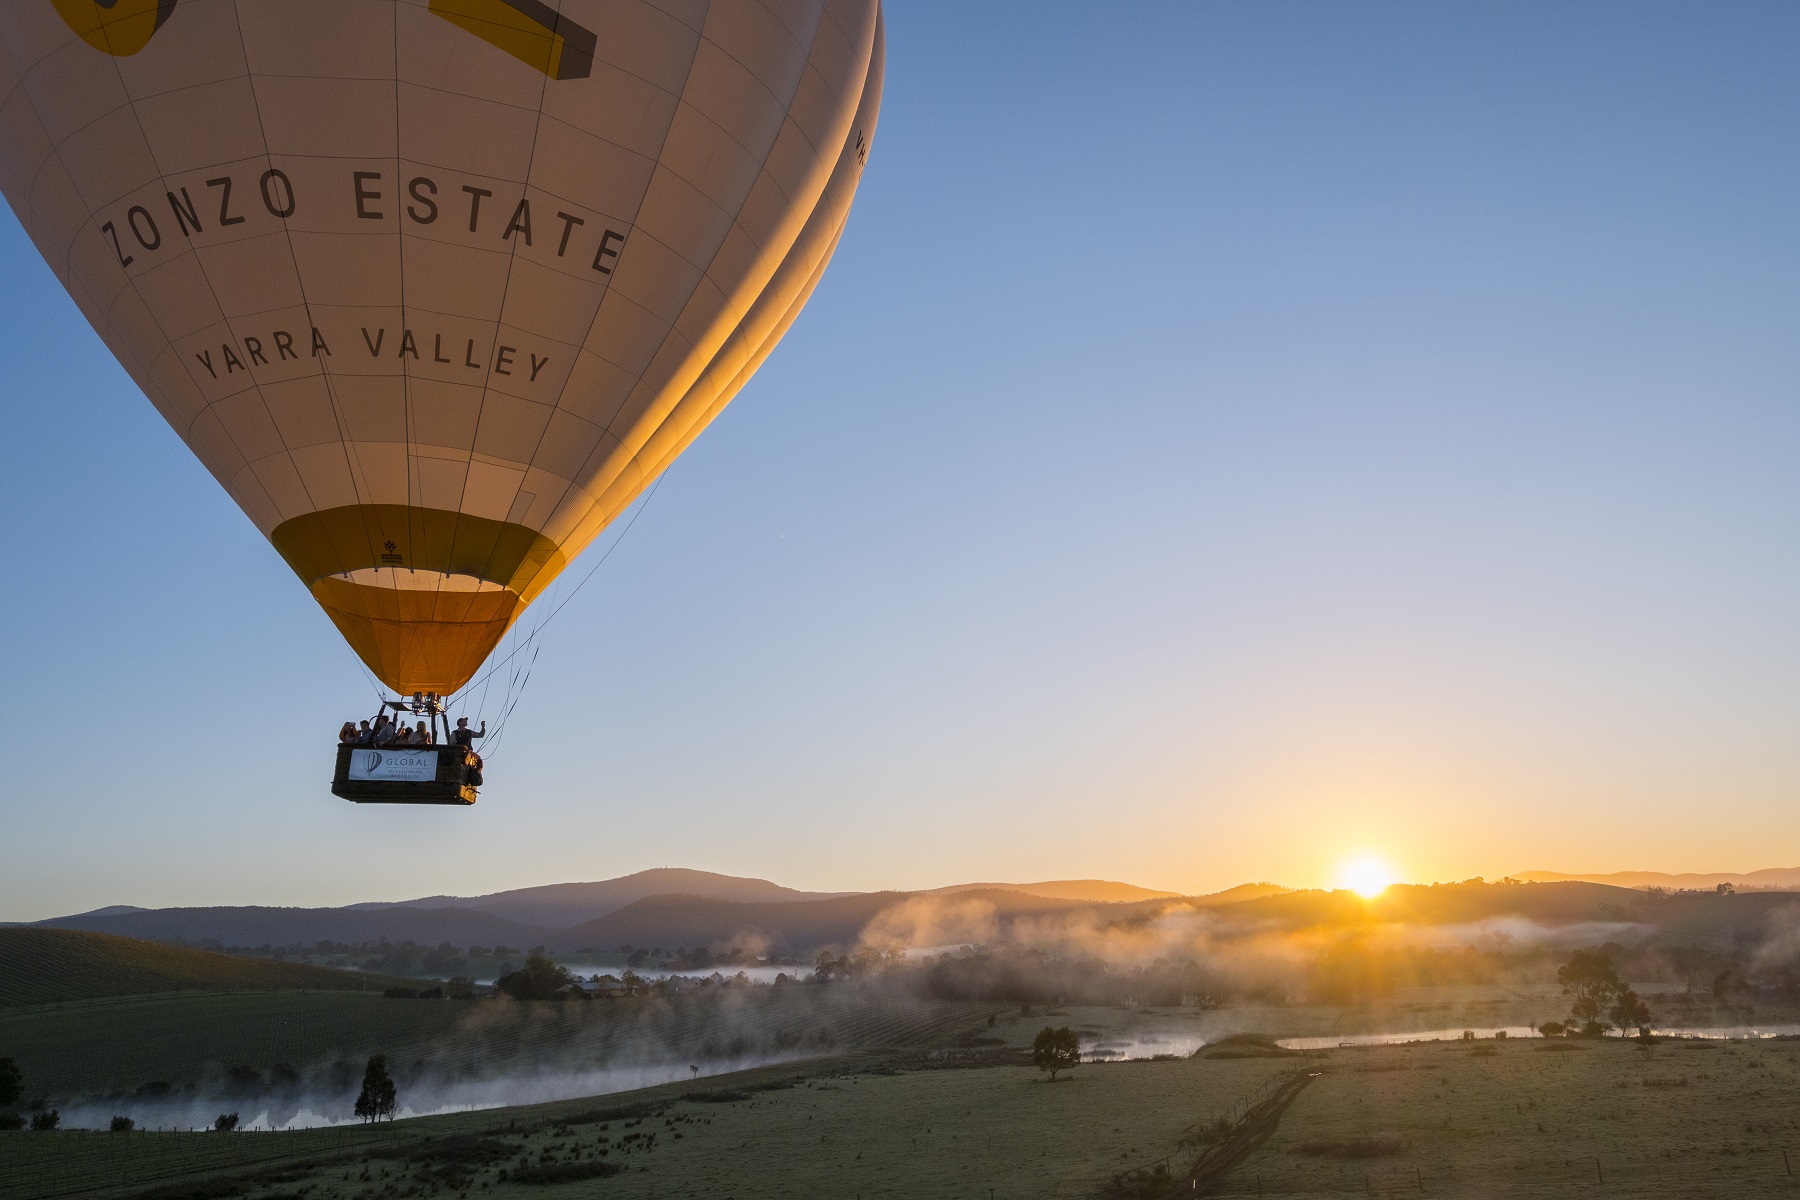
[
  {"left": 0, "top": 984, "right": 989, "bottom": 1124},
  {"left": 0, "top": 929, "right": 416, "bottom": 1007},
  {"left": 11, "top": 983, "right": 1800, "bottom": 1198},
  {"left": 1225, "top": 1034, "right": 1800, "bottom": 1197},
  {"left": 13, "top": 1021, "right": 1800, "bottom": 1199}
]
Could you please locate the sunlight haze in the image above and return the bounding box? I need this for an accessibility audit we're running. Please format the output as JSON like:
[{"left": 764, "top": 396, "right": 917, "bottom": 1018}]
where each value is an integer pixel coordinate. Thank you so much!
[{"left": 3, "top": 2, "right": 1799, "bottom": 920}]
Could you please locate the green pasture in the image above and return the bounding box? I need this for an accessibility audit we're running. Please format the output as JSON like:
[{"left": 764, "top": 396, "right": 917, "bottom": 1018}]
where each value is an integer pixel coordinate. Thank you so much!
[
  {"left": 15, "top": 1021, "right": 1800, "bottom": 1198},
  {"left": 0, "top": 930, "right": 415, "bottom": 1008},
  {"left": 0, "top": 984, "right": 988, "bottom": 1109}
]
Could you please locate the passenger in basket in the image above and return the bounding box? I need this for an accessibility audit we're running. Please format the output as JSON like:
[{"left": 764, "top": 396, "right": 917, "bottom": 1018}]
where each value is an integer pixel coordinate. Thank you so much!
[
  {"left": 451, "top": 717, "right": 486, "bottom": 786},
  {"left": 353, "top": 720, "right": 375, "bottom": 746},
  {"left": 413, "top": 720, "right": 433, "bottom": 745},
  {"left": 371, "top": 714, "right": 397, "bottom": 746},
  {"left": 338, "top": 721, "right": 358, "bottom": 744}
]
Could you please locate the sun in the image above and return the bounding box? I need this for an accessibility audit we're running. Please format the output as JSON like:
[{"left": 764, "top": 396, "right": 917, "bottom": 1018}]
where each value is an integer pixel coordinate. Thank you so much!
[{"left": 1337, "top": 855, "right": 1397, "bottom": 899}]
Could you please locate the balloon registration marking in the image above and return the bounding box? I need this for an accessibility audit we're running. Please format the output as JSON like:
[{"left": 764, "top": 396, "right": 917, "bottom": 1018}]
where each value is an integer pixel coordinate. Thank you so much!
[
  {"left": 429, "top": 0, "right": 596, "bottom": 80},
  {"left": 51, "top": 0, "right": 177, "bottom": 56}
]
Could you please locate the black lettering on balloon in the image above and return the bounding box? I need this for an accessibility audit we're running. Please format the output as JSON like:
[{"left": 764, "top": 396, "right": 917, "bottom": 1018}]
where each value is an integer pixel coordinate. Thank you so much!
[
  {"left": 529, "top": 353, "right": 549, "bottom": 381},
  {"left": 554, "top": 211, "right": 584, "bottom": 257},
  {"left": 166, "top": 187, "right": 202, "bottom": 237},
  {"left": 361, "top": 327, "right": 385, "bottom": 356},
  {"left": 407, "top": 176, "right": 439, "bottom": 224},
  {"left": 311, "top": 326, "right": 331, "bottom": 356},
  {"left": 100, "top": 220, "right": 133, "bottom": 268},
  {"left": 126, "top": 205, "right": 161, "bottom": 251},
  {"left": 593, "top": 228, "right": 624, "bottom": 274},
  {"left": 274, "top": 330, "right": 297, "bottom": 360},
  {"left": 494, "top": 345, "right": 515, "bottom": 375},
  {"left": 207, "top": 176, "right": 244, "bottom": 226},
  {"left": 464, "top": 339, "right": 481, "bottom": 368},
  {"left": 244, "top": 335, "right": 267, "bottom": 365},
  {"left": 222, "top": 344, "right": 245, "bottom": 374},
  {"left": 433, "top": 334, "right": 450, "bottom": 364},
  {"left": 461, "top": 185, "right": 492, "bottom": 233},
  {"left": 501, "top": 198, "right": 532, "bottom": 245},
  {"left": 353, "top": 171, "right": 383, "bottom": 220},
  {"left": 260, "top": 168, "right": 296, "bottom": 218},
  {"left": 194, "top": 349, "right": 215, "bottom": 378},
  {"left": 398, "top": 329, "right": 418, "bottom": 360}
]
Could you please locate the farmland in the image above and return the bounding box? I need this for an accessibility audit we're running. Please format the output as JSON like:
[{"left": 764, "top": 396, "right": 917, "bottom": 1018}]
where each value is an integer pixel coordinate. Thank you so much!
[
  {"left": 0, "top": 929, "right": 417, "bottom": 1007},
  {"left": 12, "top": 1023, "right": 1800, "bottom": 1199}
]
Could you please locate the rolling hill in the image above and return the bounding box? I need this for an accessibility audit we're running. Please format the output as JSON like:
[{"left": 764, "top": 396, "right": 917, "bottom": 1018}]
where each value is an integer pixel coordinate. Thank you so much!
[
  {"left": 927, "top": 879, "right": 1183, "bottom": 903},
  {"left": 0, "top": 928, "right": 416, "bottom": 1006},
  {"left": 1517, "top": 867, "right": 1800, "bottom": 891},
  {"left": 34, "top": 904, "right": 549, "bottom": 950}
]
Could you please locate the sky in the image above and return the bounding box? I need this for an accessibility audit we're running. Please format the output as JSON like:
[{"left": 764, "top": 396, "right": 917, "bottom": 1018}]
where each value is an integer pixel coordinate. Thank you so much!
[{"left": 5, "top": 1, "right": 1800, "bottom": 920}]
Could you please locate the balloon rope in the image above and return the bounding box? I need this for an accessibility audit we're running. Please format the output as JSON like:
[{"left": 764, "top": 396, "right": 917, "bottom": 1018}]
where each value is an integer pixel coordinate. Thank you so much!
[{"left": 448, "top": 474, "right": 667, "bottom": 703}]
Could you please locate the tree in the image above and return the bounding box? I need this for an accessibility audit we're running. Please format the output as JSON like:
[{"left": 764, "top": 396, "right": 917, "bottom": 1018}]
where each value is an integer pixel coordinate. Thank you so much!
[
  {"left": 0, "top": 1057, "right": 20, "bottom": 1107},
  {"left": 353, "top": 1055, "right": 397, "bottom": 1123},
  {"left": 213, "top": 1112, "right": 239, "bottom": 1132},
  {"left": 1609, "top": 986, "right": 1652, "bottom": 1036},
  {"left": 109, "top": 1116, "right": 134, "bottom": 1132},
  {"left": 1032, "top": 1026, "right": 1081, "bottom": 1082},
  {"left": 495, "top": 953, "right": 581, "bottom": 1001},
  {"left": 30, "top": 1109, "right": 59, "bottom": 1131},
  {"left": 1557, "top": 950, "right": 1623, "bottom": 1034}
]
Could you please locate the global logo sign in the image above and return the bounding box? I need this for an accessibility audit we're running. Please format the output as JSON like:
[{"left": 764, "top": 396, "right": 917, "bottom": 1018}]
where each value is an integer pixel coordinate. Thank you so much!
[{"left": 348, "top": 747, "right": 438, "bottom": 782}]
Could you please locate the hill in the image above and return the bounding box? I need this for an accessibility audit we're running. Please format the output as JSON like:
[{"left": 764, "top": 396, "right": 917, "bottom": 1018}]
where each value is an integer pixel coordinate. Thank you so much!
[
  {"left": 347, "top": 868, "right": 859, "bottom": 928},
  {"left": 558, "top": 888, "right": 1132, "bottom": 956},
  {"left": 1517, "top": 867, "right": 1800, "bottom": 891},
  {"left": 928, "top": 879, "right": 1182, "bottom": 903},
  {"left": 34, "top": 904, "right": 548, "bottom": 950},
  {"left": 0, "top": 928, "right": 415, "bottom": 1006}
]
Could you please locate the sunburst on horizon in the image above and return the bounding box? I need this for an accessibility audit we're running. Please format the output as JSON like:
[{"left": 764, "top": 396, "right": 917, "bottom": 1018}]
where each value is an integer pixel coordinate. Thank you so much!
[{"left": 1337, "top": 855, "right": 1398, "bottom": 899}]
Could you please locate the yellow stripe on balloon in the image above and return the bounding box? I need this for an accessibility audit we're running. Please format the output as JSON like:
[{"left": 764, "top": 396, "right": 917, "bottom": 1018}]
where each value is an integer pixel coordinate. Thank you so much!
[
  {"left": 50, "top": 0, "right": 177, "bottom": 56},
  {"left": 428, "top": 0, "right": 595, "bottom": 80}
]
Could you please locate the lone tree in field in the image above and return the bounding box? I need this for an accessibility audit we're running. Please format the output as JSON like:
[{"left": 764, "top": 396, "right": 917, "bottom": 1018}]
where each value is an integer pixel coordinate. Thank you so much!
[
  {"left": 1033, "top": 1026, "right": 1081, "bottom": 1082},
  {"left": 1558, "top": 949, "right": 1624, "bottom": 1034},
  {"left": 0, "top": 1057, "right": 21, "bottom": 1107},
  {"left": 1610, "top": 985, "right": 1652, "bottom": 1036},
  {"left": 354, "top": 1054, "right": 398, "bottom": 1123}
]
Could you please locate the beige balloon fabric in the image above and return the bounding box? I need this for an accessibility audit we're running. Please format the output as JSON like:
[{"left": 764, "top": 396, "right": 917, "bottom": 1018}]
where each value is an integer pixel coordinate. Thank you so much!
[{"left": 0, "top": 0, "right": 883, "bottom": 693}]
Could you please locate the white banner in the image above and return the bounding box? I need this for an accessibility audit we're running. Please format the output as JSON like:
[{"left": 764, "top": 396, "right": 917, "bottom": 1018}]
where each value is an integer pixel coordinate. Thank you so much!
[{"left": 347, "top": 748, "right": 438, "bottom": 782}]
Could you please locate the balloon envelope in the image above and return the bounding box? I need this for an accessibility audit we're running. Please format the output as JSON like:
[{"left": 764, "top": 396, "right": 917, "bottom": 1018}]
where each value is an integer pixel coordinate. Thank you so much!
[{"left": 0, "top": 0, "right": 883, "bottom": 692}]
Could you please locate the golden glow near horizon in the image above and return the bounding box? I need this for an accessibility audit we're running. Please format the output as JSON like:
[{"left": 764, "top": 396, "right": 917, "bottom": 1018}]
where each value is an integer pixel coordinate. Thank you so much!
[{"left": 1337, "top": 855, "right": 1398, "bottom": 899}]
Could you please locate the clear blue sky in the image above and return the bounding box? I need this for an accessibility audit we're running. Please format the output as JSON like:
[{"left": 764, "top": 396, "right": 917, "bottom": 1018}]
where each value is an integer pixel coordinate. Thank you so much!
[{"left": 5, "top": 1, "right": 1800, "bottom": 920}]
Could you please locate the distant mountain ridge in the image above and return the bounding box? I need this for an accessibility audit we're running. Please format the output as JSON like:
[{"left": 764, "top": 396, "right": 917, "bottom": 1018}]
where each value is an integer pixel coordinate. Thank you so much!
[
  {"left": 24, "top": 868, "right": 1800, "bottom": 961},
  {"left": 1517, "top": 868, "right": 1800, "bottom": 891},
  {"left": 344, "top": 868, "right": 859, "bottom": 929}
]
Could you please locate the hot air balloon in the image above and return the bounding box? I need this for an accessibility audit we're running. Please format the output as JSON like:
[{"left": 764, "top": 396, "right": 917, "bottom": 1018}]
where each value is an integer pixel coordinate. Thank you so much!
[{"left": 0, "top": 1, "right": 883, "bottom": 801}]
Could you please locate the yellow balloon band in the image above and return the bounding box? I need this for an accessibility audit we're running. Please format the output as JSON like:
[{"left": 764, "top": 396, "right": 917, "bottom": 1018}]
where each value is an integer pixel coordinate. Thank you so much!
[{"left": 51, "top": 0, "right": 176, "bottom": 56}]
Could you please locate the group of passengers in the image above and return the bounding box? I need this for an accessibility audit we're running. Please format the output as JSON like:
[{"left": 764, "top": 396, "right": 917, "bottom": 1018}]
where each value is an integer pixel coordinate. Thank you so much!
[{"left": 337, "top": 714, "right": 486, "bottom": 750}]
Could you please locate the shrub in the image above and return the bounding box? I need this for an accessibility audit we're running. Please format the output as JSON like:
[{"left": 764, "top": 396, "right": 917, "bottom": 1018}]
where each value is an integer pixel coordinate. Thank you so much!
[{"left": 0, "top": 1112, "right": 24, "bottom": 1130}]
